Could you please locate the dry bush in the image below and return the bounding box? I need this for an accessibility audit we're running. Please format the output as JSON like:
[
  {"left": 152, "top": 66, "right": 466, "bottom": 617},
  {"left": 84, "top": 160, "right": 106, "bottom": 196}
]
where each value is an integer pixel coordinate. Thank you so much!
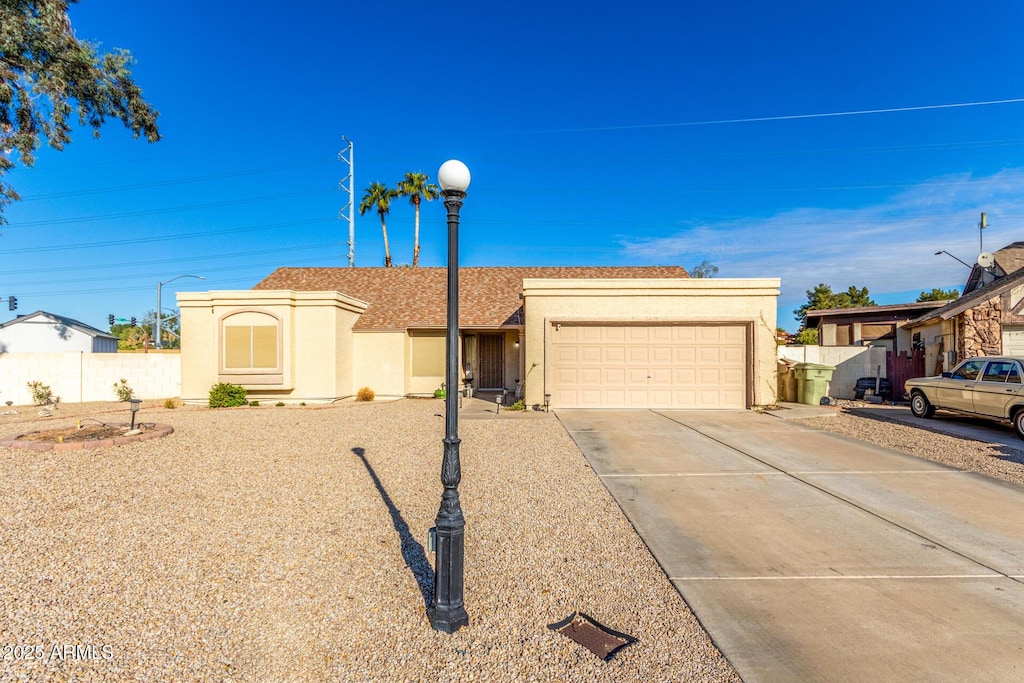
[{"left": 356, "top": 387, "right": 375, "bottom": 402}]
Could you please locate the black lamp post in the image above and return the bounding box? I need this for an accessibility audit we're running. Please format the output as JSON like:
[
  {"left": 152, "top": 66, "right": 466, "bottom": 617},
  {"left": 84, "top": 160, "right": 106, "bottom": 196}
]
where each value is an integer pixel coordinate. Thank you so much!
[{"left": 428, "top": 159, "right": 471, "bottom": 633}]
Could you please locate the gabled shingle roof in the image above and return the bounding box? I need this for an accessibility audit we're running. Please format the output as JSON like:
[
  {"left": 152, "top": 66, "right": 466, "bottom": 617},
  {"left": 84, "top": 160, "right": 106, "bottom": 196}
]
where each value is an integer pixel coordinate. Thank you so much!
[
  {"left": 994, "top": 242, "right": 1024, "bottom": 275},
  {"left": 254, "top": 266, "right": 689, "bottom": 329},
  {"left": 907, "top": 265, "right": 1024, "bottom": 327},
  {"left": 0, "top": 310, "right": 117, "bottom": 339},
  {"left": 964, "top": 242, "right": 1024, "bottom": 292}
]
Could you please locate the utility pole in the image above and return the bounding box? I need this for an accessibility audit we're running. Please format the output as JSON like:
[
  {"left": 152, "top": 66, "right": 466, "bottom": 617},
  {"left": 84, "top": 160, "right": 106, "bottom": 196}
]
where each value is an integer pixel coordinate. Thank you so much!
[
  {"left": 339, "top": 136, "right": 355, "bottom": 267},
  {"left": 979, "top": 211, "right": 987, "bottom": 253}
]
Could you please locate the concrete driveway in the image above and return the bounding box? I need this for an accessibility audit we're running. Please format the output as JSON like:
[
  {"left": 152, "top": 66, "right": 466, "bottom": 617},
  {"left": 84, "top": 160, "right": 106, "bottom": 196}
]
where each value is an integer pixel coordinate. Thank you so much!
[{"left": 557, "top": 409, "right": 1024, "bottom": 682}]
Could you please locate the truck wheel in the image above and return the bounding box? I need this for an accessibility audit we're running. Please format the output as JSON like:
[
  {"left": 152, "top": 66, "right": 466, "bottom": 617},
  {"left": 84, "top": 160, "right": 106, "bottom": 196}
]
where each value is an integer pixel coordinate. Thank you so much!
[{"left": 910, "top": 392, "right": 935, "bottom": 419}]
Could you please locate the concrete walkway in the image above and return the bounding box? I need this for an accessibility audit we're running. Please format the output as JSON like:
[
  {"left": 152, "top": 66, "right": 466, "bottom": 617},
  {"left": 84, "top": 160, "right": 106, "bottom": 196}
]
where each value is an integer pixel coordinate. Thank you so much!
[
  {"left": 557, "top": 409, "right": 1024, "bottom": 682},
  {"left": 457, "top": 394, "right": 554, "bottom": 421}
]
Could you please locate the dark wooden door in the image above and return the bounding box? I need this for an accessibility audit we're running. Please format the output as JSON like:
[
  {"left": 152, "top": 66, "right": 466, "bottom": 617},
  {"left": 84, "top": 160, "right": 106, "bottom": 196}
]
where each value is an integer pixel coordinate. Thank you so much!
[
  {"left": 886, "top": 349, "right": 925, "bottom": 400},
  {"left": 478, "top": 334, "right": 504, "bottom": 389}
]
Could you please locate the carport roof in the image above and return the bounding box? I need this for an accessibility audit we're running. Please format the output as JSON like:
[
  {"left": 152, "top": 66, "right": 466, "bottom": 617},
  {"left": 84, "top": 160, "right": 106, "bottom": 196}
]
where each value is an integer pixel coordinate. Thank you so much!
[{"left": 254, "top": 266, "right": 688, "bottom": 330}]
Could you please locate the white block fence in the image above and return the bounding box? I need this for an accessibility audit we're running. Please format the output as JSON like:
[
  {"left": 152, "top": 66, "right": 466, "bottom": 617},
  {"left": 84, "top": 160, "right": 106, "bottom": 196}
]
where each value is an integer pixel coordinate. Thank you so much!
[
  {"left": 0, "top": 352, "right": 181, "bottom": 405},
  {"left": 778, "top": 345, "right": 888, "bottom": 399}
]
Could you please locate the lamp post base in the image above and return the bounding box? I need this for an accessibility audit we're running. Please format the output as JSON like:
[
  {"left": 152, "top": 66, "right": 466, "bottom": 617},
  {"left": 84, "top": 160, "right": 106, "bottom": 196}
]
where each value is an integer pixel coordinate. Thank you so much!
[
  {"left": 429, "top": 480, "right": 468, "bottom": 633},
  {"left": 427, "top": 605, "right": 469, "bottom": 634}
]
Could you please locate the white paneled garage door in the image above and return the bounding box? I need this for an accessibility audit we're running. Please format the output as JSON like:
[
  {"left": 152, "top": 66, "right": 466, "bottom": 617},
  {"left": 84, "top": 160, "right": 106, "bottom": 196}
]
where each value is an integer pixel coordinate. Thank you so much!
[
  {"left": 1004, "top": 326, "right": 1024, "bottom": 356},
  {"left": 548, "top": 324, "right": 748, "bottom": 409}
]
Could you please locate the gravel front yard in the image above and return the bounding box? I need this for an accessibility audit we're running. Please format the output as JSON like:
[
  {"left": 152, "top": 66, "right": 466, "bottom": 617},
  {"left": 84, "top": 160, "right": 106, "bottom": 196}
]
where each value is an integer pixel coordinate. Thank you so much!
[
  {"left": 0, "top": 400, "right": 739, "bottom": 683},
  {"left": 793, "top": 407, "right": 1024, "bottom": 486}
]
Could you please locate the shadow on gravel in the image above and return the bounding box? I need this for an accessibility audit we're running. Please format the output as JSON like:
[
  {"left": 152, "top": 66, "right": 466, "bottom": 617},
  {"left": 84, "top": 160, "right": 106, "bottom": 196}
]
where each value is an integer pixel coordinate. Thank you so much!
[
  {"left": 844, "top": 407, "right": 1024, "bottom": 466},
  {"left": 352, "top": 447, "right": 435, "bottom": 607}
]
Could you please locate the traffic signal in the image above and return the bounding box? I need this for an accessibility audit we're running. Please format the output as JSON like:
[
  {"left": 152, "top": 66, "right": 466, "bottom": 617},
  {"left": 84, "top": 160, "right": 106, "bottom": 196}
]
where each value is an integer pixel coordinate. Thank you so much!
[
  {"left": 8, "top": 296, "right": 16, "bottom": 311},
  {"left": 130, "top": 316, "right": 137, "bottom": 326},
  {"left": 109, "top": 314, "right": 115, "bottom": 326}
]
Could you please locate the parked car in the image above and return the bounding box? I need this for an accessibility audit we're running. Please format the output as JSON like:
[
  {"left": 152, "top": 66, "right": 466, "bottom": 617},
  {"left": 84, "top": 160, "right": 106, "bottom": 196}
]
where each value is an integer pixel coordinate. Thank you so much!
[{"left": 905, "top": 356, "right": 1024, "bottom": 438}]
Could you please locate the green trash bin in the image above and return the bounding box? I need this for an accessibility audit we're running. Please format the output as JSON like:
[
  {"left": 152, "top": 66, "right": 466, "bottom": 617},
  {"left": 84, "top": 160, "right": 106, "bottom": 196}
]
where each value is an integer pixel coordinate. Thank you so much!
[{"left": 793, "top": 362, "right": 836, "bottom": 405}]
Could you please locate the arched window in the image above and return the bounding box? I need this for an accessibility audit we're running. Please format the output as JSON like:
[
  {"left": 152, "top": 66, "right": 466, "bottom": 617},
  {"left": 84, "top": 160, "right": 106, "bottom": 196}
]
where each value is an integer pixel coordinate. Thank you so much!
[{"left": 220, "top": 311, "right": 282, "bottom": 382}]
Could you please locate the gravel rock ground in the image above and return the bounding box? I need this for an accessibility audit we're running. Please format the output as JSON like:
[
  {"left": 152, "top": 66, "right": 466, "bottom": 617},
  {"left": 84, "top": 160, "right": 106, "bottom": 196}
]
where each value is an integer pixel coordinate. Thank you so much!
[
  {"left": 0, "top": 400, "right": 739, "bottom": 683},
  {"left": 793, "top": 407, "right": 1024, "bottom": 486}
]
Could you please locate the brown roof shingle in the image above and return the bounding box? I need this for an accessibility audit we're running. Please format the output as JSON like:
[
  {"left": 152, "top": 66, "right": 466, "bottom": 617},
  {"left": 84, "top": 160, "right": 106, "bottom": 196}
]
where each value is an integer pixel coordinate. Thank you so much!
[
  {"left": 994, "top": 242, "right": 1024, "bottom": 275},
  {"left": 254, "top": 266, "right": 688, "bottom": 329}
]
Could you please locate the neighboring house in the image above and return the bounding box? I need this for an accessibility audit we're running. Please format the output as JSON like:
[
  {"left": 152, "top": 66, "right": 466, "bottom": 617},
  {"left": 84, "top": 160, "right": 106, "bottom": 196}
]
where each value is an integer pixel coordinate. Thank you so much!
[
  {"left": 805, "top": 301, "right": 948, "bottom": 353},
  {"left": 904, "top": 262, "right": 1024, "bottom": 375},
  {"left": 0, "top": 311, "right": 118, "bottom": 353},
  {"left": 962, "top": 241, "right": 1024, "bottom": 291},
  {"left": 178, "top": 267, "right": 781, "bottom": 409}
]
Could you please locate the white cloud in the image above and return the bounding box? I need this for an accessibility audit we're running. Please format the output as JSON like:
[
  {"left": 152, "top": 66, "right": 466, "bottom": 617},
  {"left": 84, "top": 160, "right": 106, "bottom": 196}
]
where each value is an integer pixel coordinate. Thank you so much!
[{"left": 622, "top": 168, "right": 1024, "bottom": 327}]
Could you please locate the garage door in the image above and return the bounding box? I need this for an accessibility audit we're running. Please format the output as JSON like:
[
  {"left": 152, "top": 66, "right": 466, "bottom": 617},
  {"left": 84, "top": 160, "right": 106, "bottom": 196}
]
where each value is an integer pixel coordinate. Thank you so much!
[
  {"left": 548, "top": 324, "right": 747, "bottom": 409},
  {"left": 1003, "top": 326, "right": 1024, "bottom": 356}
]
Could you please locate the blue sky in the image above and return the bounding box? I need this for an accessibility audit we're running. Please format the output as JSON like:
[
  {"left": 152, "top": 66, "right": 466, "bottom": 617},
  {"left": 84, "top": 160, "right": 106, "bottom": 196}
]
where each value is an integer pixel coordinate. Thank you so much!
[{"left": 2, "top": 1, "right": 1023, "bottom": 332}]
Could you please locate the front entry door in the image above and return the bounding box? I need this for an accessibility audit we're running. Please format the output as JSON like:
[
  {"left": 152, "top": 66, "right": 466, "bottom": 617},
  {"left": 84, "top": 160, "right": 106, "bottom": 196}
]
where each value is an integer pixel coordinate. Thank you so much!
[{"left": 478, "top": 334, "right": 504, "bottom": 389}]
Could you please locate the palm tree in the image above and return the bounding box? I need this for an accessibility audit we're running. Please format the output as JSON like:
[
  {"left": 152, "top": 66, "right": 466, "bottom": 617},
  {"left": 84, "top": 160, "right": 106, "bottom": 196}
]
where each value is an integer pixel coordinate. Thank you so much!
[
  {"left": 359, "top": 182, "right": 399, "bottom": 267},
  {"left": 396, "top": 171, "right": 439, "bottom": 267}
]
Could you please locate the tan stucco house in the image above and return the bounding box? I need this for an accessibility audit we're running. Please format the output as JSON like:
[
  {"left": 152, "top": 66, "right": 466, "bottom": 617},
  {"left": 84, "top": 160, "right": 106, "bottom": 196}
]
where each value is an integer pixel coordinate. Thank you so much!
[{"left": 178, "top": 267, "right": 780, "bottom": 409}]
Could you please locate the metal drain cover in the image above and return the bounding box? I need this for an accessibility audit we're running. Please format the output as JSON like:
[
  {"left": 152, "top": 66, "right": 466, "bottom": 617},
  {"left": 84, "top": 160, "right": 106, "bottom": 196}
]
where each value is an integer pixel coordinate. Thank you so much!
[{"left": 547, "top": 611, "right": 636, "bottom": 660}]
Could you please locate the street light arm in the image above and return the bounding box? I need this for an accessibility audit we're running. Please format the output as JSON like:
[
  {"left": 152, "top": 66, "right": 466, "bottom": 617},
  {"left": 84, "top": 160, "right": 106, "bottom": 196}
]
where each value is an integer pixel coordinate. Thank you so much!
[
  {"left": 159, "top": 274, "right": 207, "bottom": 286},
  {"left": 156, "top": 275, "right": 205, "bottom": 349},
  {"left": 934, "top": 250, "right": 973, "bottom": 269}
]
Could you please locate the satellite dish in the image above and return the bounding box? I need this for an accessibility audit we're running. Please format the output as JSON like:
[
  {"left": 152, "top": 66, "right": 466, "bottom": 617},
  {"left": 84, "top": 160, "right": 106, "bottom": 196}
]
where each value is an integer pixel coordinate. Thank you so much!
[{"left": 977, "top": 252, "right": 995, "bottom": 269}]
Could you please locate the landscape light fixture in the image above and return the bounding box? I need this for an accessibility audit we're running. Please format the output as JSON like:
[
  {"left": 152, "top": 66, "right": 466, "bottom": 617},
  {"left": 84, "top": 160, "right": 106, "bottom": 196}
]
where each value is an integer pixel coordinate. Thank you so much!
[
  {"left": 156, "top": 275, "right": 205, "bottom": 349},
  {"left": 128, "top": 398, "right": 142, "bottom": 429},
  {"left": 428, "top": 159, "right": 471, "bottom": 634}
]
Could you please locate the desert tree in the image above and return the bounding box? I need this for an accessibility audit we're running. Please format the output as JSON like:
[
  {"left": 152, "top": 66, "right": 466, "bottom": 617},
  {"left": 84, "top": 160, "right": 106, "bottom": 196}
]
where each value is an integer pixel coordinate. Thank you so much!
[{"left": 0, "top": 0, "right": 160, "bottom": 224}]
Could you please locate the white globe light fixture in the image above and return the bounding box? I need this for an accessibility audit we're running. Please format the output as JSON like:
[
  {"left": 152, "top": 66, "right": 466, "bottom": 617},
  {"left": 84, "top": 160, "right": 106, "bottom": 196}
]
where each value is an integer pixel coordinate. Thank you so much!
[{"left": 437, "top": 159, "right": 471, "bottom": 193}]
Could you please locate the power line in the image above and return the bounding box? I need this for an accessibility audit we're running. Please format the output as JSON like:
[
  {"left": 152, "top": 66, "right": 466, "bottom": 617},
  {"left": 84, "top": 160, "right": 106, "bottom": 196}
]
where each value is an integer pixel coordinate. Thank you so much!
[
  {"left": 0, "top": 255, "right": 343, "bottom": 287},
  {"left": 8, "top": 188, "right": 337, "bottom": 227},
  {"left": 491, "top": 98, "right": 1024, "bottom": 135},
  {"left": 10, "top": 265, "right": 339, "bottom": 298},
  {"left": 0, "top": 217, "right": 335, "bottom": 254},
  {"left": 19, "top": 159, "right": 338, "bottom": 202},
  {"left": 0, "top": 242, "right": 340, "bottom": 275}
]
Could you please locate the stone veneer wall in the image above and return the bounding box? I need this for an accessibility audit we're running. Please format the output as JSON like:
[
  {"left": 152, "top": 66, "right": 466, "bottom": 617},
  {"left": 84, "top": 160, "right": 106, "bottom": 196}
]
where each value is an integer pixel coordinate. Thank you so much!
[{"left": 957, "top": 296, "right": 1002, "bottom": 359}]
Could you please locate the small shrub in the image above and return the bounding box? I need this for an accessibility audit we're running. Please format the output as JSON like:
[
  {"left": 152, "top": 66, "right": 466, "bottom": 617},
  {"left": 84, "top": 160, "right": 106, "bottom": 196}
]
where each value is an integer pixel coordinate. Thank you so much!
[
  {"left": 275, "top": 401, "right": 285, "bottom": 407},
  {"left": 508, "top": 400, "right": 526, "bottom": 411},
  {"left": 27, "top": 381, "right": 55, "bottom": 406},
  {"left": 208, "top": 382, "right": 248, "bottom": 408},
  {"left": 113, "top": 378, "right": 134, "bottom": 402},
  {"left": 249, "top": 400, "right": 260, "bottom": 407},
  {"left": 356, "top": 387, "right": 375, "bottom": 402},
  {"left": 163, "top": 398, "right": 178, "bottom": 409},
  {"left": 300, "top": 402, "right": 307, "bottom": 406}
]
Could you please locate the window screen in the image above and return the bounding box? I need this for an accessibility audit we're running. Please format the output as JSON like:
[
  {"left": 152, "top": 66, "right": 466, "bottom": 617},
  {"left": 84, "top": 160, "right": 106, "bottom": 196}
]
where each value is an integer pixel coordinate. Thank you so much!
[
  {"left": 224, "top": 325, "right": 278, "bottom": 369},
  {"left": 835, "top": 324, "right": 852, "bottom": 345},
  {"left": 411, "top": 334, "right": 445, "bottom": 377}
]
